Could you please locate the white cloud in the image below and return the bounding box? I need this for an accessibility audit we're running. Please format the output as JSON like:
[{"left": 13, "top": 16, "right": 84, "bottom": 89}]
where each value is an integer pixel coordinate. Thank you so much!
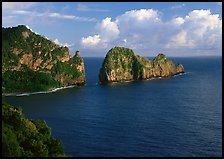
[
  {"left": 54, "top": 39, "right": 61, "bottom": 45},
  {"left": 81, "top": 35, "right": 101, "bottom": 47},
  {"left": 76, "top": 3, "right": 109, "bottom": 12},
  {"left": 8, "top": 10, "right": 97, "bottom": 22},
  {"left": 48, "top": 12, "right": 76, "bottom": 20},
  {"left": 96, "top": 17, "right": 120, "bottom": 41},
  {"left": 81, "top": 17, "right": 119, "bottom": 49},
  {"left": 171, "top": 17, "right": 185, "bottom": 25},
  {"left": 81, "top": 9, "right": 162, "bottom": 51},
  {"left": 54, "top": 38, "right": 74, "bottom": 48},
  {"left": 116, "top": 9, "right": 160, "bottom": 23},
  {"left": 12, "top": 10, "right": 31, "bottom": 15},
  {"left": 3, "top": 3, "right": 98, "bottom": 25},
  {"left": 166, "top": 9, "right": 222, "bottom": 50},
  {"left": 80, "top": 9, "right": 222, "bottom": 56},
  {"left": 165, "top": 30, "right": 195, "bottom": 48}
]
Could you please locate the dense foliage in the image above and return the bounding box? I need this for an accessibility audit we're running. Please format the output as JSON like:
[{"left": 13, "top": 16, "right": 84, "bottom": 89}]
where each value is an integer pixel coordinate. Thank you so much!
[
  {"left": 2, "top": 101, "right": 67, "bottom": 157},
  {"left": 2, "top": 65, "right": 59, "bottom": 93},
  {"left": 102, "top": 46, "right": 135, "bottom": 71},
  {"left": 2, "top": 25, "right": 85, "bottom": 93},
  {"left": 2, "top": 25, "right": 59, "bottom": 69},
  {"left": 100, "top": 46, "right": 148, "bottom": 79}
]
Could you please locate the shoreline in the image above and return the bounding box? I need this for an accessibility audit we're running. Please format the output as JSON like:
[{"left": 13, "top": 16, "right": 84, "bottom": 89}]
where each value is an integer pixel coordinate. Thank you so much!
[
  {"left": 2, "top": 73, "right": 188, "bottom": 96},
  {"left": 102, "top": 72, "right": 188, "bottom": 85},
  {"left": 2, "top": 85, "right": 77, "bottom": 97}
]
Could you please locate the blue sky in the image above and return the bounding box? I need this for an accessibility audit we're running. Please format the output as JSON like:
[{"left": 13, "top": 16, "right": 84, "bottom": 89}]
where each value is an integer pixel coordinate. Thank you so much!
[{"left": 2, "top": 2, "right": 222, "bottom": 57}]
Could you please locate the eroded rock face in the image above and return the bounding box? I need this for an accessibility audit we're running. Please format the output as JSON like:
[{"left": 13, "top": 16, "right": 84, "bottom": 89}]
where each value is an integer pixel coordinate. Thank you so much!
[
  {"left": 20, "top": 54, "right": 33, "bottom": 67},
  {"left": 2, "top": 25, "right": 86, "bottom": 93},
  {"left": 33, "top": 58, "right": 43, "bottom": 71},
  {"left": 99, "top": 47, "right": 135, "bottom": 83},
  {"left": 152, "top": 54, "right": 177, "bottom": 77},
  {"left": 99, "top": 47, "right": 185, "bottom": 84},
  {"left": 57, "top": 51, "right": 71, "bottom": 62},
  {"left": 176, "top": 64, "right": 184, "bottom": 73},
  {"left": 22, "top": 31, "right": 30, "bottom": 39}
]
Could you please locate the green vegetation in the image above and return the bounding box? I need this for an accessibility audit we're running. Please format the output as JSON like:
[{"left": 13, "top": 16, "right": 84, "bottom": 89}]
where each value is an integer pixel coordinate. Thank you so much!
[
  {"left": 2, "top": 25, "right": 59, "bottom": 70},
  {"left": 153, "top": 53, "right": 167, "bottom": 64},
  {"left": 101, "top": 46, "right": 135, "bottom": 71},
  {"left": 100, "top": 46, "right": 149, "bottom": 80},
  {"left": 2, "top": 25, "right": 85, "bottom": 93},
  {"left": 51, "top": 60, "right": 83, "bottom": 80},
  {"left": 2, "top": 65, "right": 59, "bottom": 93},
  {"left": 99, "top": 46, "right": 183, "bottom": 83},
  {"left": 132, "top": 57, "right": 144, "bottom": 79},
  {"left": 2, "top": 101, "right": 67, "bottom": 157}
]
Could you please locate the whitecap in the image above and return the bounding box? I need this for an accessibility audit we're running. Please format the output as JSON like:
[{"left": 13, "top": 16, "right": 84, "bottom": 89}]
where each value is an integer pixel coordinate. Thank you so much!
[{"left": 13, "top": 85, "right": 75, "bottom": 97}]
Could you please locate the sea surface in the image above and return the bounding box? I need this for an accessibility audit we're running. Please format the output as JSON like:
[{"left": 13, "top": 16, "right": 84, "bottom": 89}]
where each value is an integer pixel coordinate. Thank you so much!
[{"left": 3, "top": 56, "right": 222, "bottom": 157}]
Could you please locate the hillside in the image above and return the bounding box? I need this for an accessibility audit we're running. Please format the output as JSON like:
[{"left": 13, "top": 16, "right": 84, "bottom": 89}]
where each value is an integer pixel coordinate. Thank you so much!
[
  {"left": 2, "top": 25, "right": 85, "bottom": 94},
  {"left": 2, "top": 101, "right": 67, "bottom": 157}
]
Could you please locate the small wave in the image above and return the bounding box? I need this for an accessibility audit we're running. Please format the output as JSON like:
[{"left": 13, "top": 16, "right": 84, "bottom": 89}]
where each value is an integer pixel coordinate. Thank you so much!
[
  {"left": 13, "top": 85, "right": 75, "bottom": 97},
  {"left": 173, "top": 72, "right": 189, "bottom": 77},
  {"left": 122, "top": 80, "right": 134, "bottom": 83},
  {"left": 146, "top": 78, "right": 155, "bottom": 81}
]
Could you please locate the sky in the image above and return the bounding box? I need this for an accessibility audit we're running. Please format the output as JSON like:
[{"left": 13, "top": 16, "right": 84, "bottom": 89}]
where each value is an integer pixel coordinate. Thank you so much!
[{"left": 2, "top": 2, "right": 222, "bottom": 57}]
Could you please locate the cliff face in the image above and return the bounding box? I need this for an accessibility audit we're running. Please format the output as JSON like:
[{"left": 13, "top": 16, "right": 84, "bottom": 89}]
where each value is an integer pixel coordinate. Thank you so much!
[
  {"left": 99, "top": 47, "right": 184, "bottom": 83},
  {"left": 54, "top": 51, "right": 86, "bottom": 86},
  {"left": 2, "top": 25, "right": 85, "bottom": 93},
  {"left": 99, "top": 47, "right": 135, "bottom": 82}
]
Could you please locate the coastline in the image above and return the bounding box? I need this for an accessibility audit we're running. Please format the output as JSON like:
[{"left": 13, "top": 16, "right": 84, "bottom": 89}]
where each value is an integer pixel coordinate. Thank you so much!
[
  {"left": 2, "top": 85, "right": 77, "bottom": 97},
  {"left": 101, "top": 72, "right": 188, "bottom": 85},
  {"left": 2, "top": 73, "right": 188, "bottom": 96}
]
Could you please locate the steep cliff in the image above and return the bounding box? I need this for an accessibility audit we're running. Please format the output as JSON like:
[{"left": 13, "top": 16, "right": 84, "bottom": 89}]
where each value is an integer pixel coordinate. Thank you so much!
[
  {"left": 2, "top": 25, "right": 85, "bottom": 93},
  {"left": 99, "top": 46, "right": 184, "bottom": 83}
]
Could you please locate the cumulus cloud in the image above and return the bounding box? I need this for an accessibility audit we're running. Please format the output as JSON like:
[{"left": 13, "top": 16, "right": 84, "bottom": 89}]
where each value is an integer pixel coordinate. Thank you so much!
[
  {"left": 81, "top": 9, "right": 222, "bottom": 56},
  {"left": 165, "top": 31, "right": 195, "bottom": 48},
  {"left": 54, "top": 38, "right": 74, "bottom": 48},
  {"left": 96, "top": 17, "right": 119, "bottom": 42},
  {"left": 81, "top": 35, "right": 101, "bottom": 47},
  {"left": 81, "top": 17, "right": 119, "bottom": 49},
  {"left": 116, "top": 9, "right": 160, "bottom": 21},
  {"left": 166, "top": 9, "right": 222, "bottom": 50},
  {"left": 170, "top": 17, "right": 185, "bottom": 25}
]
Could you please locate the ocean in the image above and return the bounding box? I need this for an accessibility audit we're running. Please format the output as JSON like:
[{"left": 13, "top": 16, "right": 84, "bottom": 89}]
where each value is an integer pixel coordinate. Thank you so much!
[{"left": 3, "top": 56, "right": 222, "bottom": 157}]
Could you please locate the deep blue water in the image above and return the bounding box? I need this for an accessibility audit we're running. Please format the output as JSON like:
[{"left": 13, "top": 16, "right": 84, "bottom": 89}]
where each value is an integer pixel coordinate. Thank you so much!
[{"left": 3, "top": 56, "right": 222, "bottom": 157}]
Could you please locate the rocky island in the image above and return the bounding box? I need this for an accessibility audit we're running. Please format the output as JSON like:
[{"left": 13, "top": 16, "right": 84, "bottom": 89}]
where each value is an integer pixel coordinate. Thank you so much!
[
  {"left": 2, "top": 25, "right": 85, "bottom": 94},
  {"left": 99, "top": 46, "right": 184, "bottom": 84}
]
